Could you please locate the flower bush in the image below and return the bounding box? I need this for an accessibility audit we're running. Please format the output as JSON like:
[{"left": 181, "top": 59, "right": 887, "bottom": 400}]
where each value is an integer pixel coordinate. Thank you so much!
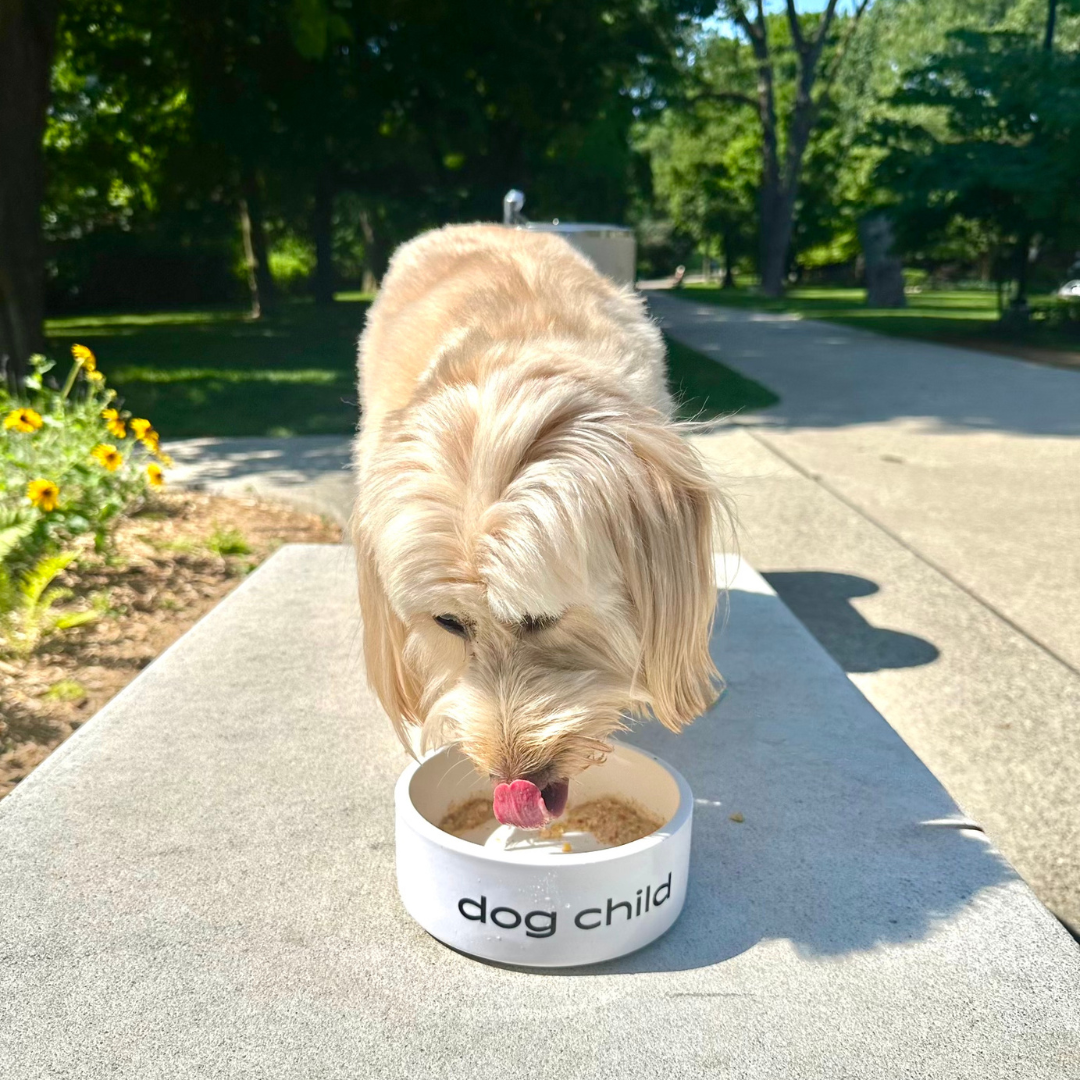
[{"left": 1, "top": 346, "right": 170, "bottom": 654}]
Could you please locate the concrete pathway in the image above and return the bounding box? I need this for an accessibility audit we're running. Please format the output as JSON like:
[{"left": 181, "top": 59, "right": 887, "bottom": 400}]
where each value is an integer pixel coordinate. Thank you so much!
[
  {"left": 648, "top": 292, "right": 1080, "bottom": 931},
  {"left": 4, "top": 546, "right": 1077, "bottom": 1076},
  {"left": 164, "top": 435, "right": 354, "bottom": 526}
]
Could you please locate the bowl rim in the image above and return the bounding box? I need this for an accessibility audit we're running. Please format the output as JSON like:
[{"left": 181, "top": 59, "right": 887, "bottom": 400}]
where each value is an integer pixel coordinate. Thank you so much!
[{"left": 394, "top": 741, "right": 693, "bottom": 867}]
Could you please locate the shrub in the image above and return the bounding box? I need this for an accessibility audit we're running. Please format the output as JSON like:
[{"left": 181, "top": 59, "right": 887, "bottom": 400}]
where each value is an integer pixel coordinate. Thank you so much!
[
  {"left": 1, "top": 345, "right": 169, "bottom": 653},
  {"left": 1031, "top": 297, "right": 1080, "bottom": 335}
]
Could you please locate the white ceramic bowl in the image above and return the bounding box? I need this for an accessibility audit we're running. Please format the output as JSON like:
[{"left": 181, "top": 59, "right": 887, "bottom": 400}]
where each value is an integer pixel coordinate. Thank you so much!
[{"left": 394, "top": 741, "right": 693, "bottom": 967}]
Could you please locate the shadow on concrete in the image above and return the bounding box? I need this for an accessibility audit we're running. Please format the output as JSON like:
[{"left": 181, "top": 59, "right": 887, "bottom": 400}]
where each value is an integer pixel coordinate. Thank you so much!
[
  {"left": 762, "top": 571, "right": 939, "bottom": 673},
  {"left": 165, "top": 436, "right": 353, "bottom": 484},
  {"left": 163, "top": 435, "right": 355, "bottom": 523},
  {"left": 493, "top": 586, "right": 1010, "bottom": 976}
]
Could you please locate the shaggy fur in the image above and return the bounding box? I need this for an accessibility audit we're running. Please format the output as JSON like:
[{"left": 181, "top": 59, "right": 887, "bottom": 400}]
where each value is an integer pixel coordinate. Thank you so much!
[{"left": 352, "top": 224, "right": 723, "bottom": 793}]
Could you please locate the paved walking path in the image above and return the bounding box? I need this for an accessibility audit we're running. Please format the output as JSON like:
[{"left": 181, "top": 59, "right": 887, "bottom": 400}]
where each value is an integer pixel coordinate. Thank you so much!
[
  {"left": 165, "top": 435, "right": 354, "bottom": 526},
  {"left": 165, "top": 298, "right": 1080, "bottom": 931},
  {"left": 648, "top": 291, "right": 1080, "bottom": 932},
  {"left": 4, "top": 546, "right": 1077, "bottom": 1077}
]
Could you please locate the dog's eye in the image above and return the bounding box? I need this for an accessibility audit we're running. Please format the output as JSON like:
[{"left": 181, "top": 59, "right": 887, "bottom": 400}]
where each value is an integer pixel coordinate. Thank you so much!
[
  {"left": 434, "top": 614, "right": 469, "bottom": 639},
  {"left": 520, "top": 613, "right": 559, "bottom": 634}
]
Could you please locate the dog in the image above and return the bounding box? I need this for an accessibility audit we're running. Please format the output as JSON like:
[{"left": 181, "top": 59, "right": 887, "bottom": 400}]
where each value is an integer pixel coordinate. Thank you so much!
[{"left": 352, "top": 224, "right": 724, "bottom": 829}]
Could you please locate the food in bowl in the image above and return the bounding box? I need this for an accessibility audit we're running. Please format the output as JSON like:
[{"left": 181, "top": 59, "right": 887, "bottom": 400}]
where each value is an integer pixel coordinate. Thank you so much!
[{"left": 439, "top": 794, "right": 662, "bottom": 853}]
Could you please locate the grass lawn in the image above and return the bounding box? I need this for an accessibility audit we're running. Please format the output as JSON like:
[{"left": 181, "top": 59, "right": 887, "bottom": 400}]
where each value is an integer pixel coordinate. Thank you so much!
[
  {"left": 675, "top": 285, "right": 1080, "bottom": 358},
  {"left": 665, "top": 334, "right": 779, "bottom": 420},
  {"left": 46, "top": 296, "right": 371, "bottom": 438},
  {"left": 46, "top": 297, "right": 778, "bottom": 438}
]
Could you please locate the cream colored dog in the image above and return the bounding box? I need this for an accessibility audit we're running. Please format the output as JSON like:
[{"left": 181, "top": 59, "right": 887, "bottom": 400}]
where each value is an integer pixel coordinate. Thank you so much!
[{"left": 352, "top": 224, "right": 723, "bottom": 829}]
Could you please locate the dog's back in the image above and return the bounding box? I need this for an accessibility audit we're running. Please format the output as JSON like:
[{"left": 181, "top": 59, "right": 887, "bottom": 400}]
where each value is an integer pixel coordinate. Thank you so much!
[{"left": 357, "top": 224, "right": 671, "bottom": 436}]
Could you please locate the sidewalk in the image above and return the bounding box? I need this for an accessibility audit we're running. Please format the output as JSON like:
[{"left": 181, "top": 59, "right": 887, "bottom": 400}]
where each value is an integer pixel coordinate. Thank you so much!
[
  {"left": 164, "top": 435, "right": 354, "bottom": 526},
  {"left": 648, "top": 291, "right": 1080, "bottom": 931},
  {"left": 3, "top": 545, "right": 1076, "bottom": 1077}
]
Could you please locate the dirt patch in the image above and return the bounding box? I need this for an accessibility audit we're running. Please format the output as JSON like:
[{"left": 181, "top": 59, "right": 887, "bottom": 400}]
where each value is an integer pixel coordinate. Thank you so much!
[
  {"left": 0, "top": 491, "right": 342, "bottom": 799},
  {"left": 951, "top": 338, "right": 1080, "bottom": 372}
]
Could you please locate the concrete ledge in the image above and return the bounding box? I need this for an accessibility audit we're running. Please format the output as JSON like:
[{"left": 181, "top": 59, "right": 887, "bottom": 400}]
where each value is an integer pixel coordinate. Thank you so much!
[{"left": 1, "top": 545, "right": 1077, "bottom": 1078}]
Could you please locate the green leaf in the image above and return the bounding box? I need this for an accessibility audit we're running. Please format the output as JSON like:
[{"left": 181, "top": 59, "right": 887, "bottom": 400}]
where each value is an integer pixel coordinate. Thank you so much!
[
  {"left": 0, "top": 518, "right": 35, "bottom": 563},
  {"left": 19, "top": 552, "right": 77, "bottom": 606},
  {"left": 53, "top": 609, "right": 99, "bottom": 631}
]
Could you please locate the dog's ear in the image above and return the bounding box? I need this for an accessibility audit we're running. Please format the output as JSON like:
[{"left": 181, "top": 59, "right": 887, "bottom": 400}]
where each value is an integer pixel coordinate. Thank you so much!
[
  {"left": 352, "top": 513, "right": 424, "bottom": 752},
  {"left": 617, "top": 420, "right": 724, "bottom": 731}
]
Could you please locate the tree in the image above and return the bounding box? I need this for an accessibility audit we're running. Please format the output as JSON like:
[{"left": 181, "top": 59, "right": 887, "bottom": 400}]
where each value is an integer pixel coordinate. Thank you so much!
[
  {"left": 635, "top": 38, "right": 759, "bottom": 285},
  {"left": 42, "top": 0, "right": 705, "bottom": 314},
  {"left": 0, "top": 0, "right": 60, "bottom": 387},
  {"left": 716, "top": 0, "right": 873, "bottom": 296},
  {"left": 876, "top": 26, "right": 1080, "bottom": 304}
]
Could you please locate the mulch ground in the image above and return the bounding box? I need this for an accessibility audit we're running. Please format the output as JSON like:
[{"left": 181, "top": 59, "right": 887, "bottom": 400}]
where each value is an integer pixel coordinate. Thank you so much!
[
  {"left": 0, "top": 491, "right": 342, "bottom": 799},
  {"left": 952, "top": 338, "right": 1080, "bottom": 372}
]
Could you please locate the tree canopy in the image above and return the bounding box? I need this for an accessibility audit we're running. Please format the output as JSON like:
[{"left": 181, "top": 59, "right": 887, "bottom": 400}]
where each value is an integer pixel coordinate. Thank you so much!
[{"left": 3, "top": 0, "right": 1080, "bottom": 382}]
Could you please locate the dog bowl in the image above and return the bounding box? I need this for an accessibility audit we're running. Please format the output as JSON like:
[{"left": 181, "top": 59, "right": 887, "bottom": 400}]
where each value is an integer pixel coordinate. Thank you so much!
[{"left": 394, "top": 742, "right": 693, "bottom": 967}]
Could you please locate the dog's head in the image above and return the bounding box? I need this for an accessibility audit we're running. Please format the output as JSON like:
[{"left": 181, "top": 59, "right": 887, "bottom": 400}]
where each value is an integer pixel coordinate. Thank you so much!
[{"left": 353, "top": 354, "right": 723, "bottom": 826}]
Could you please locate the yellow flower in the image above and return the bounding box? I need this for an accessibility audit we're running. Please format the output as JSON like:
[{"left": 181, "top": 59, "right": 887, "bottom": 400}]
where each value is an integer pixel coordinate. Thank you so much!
[
  {"left": 146, "top": 463, "right": 165, "bottom": 488},
  {"left": 71, "top": 344, "right": 97, "bottom": 372},
  {"left": 27, "top": 479, "right": 60, "bottom": 512},
  {"left": 156, "top": 451, "right": 174, "bottom": 467},
  {"left": 86, "top": 369, "right": 105, "bottom": 384},
  {"left": 91, "top": 443, "right": 123, "bottom": 472},
  {"left": 141, "top": 428, "right": 161, "bottom": 455},
  {"left": 130, "top": 417, "right": 152, "bottom": 439},
  {"left": 102, "top": 408, "right": 126, "bottom": 439},
  {"left": 4, "top": 407, "right": 43, "bottom": 433}
]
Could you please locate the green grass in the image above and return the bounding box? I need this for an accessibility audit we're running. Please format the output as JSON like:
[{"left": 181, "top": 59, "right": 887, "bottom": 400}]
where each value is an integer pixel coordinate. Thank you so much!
[
  {"left": 205, "top": 526, "right": 252, "bottom": 557},
  {"left": 46, "top": 296, "right": 372, "bottom": 438},
  {"left": 43, "top": 679, "right": 87, "bottom": 703},
  {"left": 45, "top": 294, "right": 778, "bottom": 439},
  {"left": 676, "top": 285, "right": 1077, "bottom": 352},
  {"left": 664, "top": 334, "right": 779, "bottom": 420}
]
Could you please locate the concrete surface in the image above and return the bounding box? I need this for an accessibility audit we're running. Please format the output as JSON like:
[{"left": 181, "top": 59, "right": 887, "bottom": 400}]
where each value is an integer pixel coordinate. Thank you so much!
[
  {"left": 648, "top": 292, "right": 1080, "bottom": 931},
  {"left": 1, "top": 545, "right": 1077, "bottom": 1078},
  {"left": 165, "top": 435, "right": 354, "bottom": 526},
  {"left": 649, "top": 293, "right": 1080, "bottom": 668}
]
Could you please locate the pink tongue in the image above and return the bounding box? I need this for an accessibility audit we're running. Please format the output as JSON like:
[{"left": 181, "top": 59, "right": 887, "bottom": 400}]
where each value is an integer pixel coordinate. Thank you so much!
[{"left": 493, "top": 779, "right": 549, "bottom": 829}]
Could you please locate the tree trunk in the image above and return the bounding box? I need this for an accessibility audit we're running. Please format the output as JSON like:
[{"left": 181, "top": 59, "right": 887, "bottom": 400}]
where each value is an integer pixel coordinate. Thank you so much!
[
  {"left": 0, "top": 0, "right": 59, "bottom": 388},
  {"left": 722, "top": 230, "right": 737, "bottom": 289},
  {"left": 312, "top": 170, "right": 335, "bottom": 306},
  {"left": 311, "top": 169, "right": 334, "bottom": 304},
  {"left": 1045, "top": 0, "right": 1058, "bottom": 51},
  {"left": 1013, "top": 233, "right": 1032, "bottom": 307},
  {"left": 759, "top": 181, "right": 797, "bottom": 297},
  {"left": 359, "top": 209, "right": 389, "bottom": 293},
  {"left": 238, "top": 166, "right": 275, "bottom": 319}
]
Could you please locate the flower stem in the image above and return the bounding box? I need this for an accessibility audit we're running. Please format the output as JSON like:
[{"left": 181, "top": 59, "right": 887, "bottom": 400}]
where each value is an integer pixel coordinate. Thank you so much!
[{"left": 59, "top": 362, "right": 80, "bottom": 400}]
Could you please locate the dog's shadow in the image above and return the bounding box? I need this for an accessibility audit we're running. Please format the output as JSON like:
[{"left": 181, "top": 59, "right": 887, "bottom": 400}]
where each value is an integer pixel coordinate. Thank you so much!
[
  {"left": 500, "top": 586, "right": 1010, "bottom": 975},
  {"left": 762, "top": 571, "right": 939, "bottom": 673}
]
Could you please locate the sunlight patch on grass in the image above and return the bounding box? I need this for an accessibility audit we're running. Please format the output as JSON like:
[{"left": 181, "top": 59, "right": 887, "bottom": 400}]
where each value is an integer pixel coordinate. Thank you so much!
[
  {"left": 676, "top": 285, "right": 1049, "bottom": 345},
  {"left": 47, "top": 309, "right": 247, "bottom": 332},
  {"left": 44, "top": 298, "right": 370, "bottom": 437},
  {"left": 112, "top": 367, "right": 342, "bottom": 385}
]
